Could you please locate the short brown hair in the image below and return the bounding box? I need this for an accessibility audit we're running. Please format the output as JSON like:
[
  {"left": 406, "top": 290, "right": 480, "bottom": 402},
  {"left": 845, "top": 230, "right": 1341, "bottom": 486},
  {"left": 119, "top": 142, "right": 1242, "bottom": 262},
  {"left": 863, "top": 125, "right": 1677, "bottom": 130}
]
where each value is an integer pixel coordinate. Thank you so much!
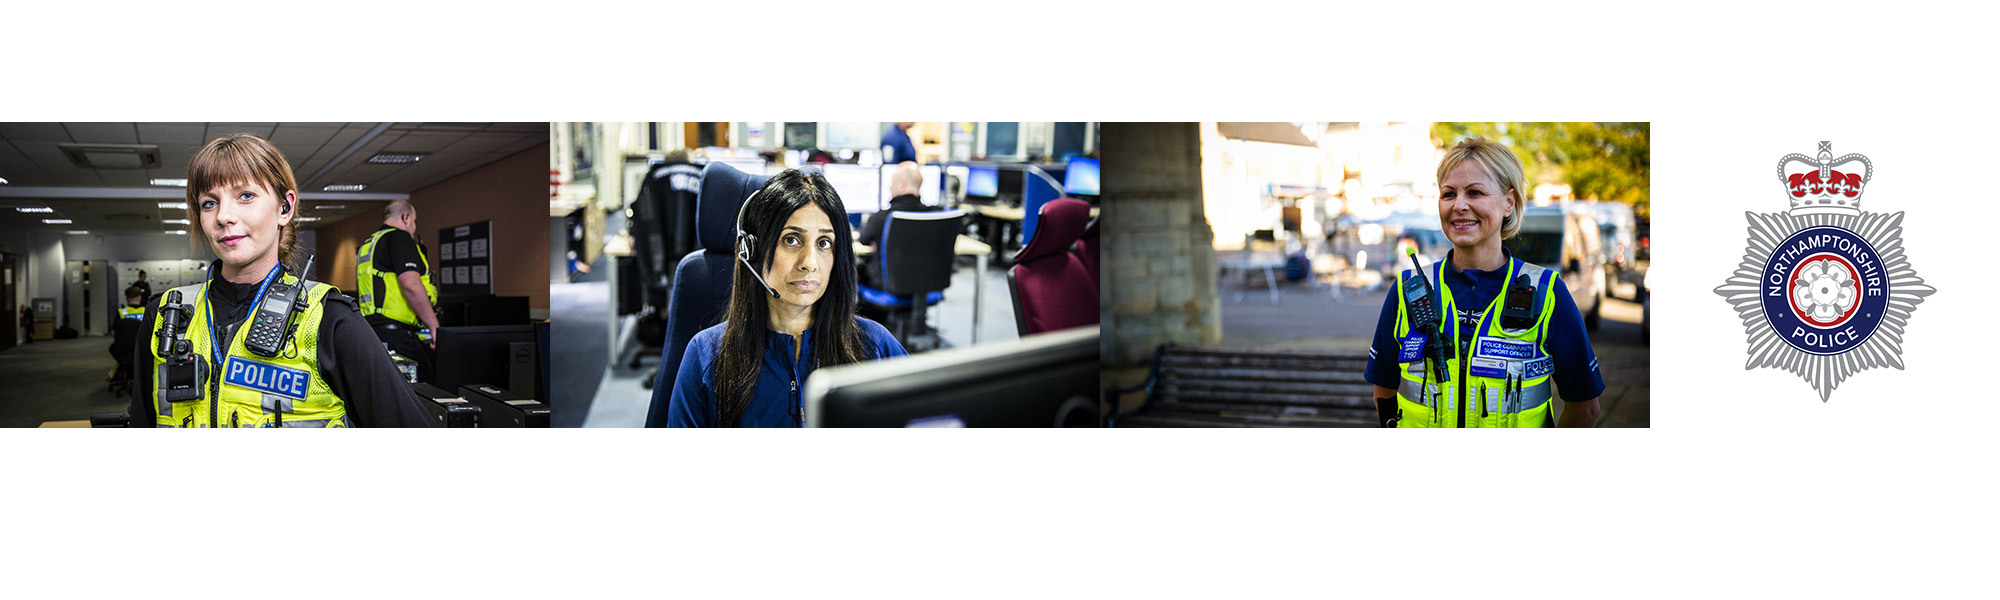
[{"left": 185, "top": 134, "right": 303, "bottom": 269}]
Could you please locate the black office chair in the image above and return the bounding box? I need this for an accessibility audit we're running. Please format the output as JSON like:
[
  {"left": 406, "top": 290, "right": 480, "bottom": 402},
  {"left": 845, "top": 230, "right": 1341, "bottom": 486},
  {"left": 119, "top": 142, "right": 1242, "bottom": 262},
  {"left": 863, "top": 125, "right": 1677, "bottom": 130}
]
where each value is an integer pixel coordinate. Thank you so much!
[
  {"left": 626, "top": 161, "right": 702, "bottom": 372},
  {"left": 645, "top": 162, "right": 769, "bottom": 426},
  {"left": 859, "top": 210, "right": 964, "bottom": 352}
]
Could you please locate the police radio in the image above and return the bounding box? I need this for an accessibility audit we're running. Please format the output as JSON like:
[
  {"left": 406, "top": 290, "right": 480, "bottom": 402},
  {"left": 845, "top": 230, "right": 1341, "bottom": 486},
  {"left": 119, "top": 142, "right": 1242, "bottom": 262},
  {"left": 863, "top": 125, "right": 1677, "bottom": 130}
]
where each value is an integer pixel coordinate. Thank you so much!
[
  {"left": 155, "top": 290, "right": 206, "bottom": 402},
  {"left": 245, "top": 254, "right": 314, "bottom": 358},
  {"left": 1403, "top": 247, "right": 1451, "bottom": 385}
]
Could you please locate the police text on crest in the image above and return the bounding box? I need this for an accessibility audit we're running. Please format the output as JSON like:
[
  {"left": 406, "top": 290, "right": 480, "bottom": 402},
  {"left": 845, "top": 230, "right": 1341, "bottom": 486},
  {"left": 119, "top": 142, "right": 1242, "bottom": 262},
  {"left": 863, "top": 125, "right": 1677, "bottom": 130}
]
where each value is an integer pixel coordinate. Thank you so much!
[{"left": 1765, "top": 233, "right": 1883, "bottom": 297}]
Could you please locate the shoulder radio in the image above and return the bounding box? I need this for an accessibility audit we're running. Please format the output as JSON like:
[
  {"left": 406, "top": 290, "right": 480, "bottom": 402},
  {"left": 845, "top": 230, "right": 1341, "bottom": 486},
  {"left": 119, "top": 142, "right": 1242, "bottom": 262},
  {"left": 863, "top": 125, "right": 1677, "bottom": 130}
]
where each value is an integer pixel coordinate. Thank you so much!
[{"left": 246, "top": 254, "right": 314, "bottom": 357}]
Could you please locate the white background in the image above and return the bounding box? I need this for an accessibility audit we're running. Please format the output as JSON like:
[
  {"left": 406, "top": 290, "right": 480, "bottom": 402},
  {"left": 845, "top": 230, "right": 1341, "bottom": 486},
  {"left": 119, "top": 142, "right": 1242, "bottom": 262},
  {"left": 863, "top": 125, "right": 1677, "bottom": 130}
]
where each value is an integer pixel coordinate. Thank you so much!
[{"left": 3, "top": 1, "right": 1995, "bottom": 599}]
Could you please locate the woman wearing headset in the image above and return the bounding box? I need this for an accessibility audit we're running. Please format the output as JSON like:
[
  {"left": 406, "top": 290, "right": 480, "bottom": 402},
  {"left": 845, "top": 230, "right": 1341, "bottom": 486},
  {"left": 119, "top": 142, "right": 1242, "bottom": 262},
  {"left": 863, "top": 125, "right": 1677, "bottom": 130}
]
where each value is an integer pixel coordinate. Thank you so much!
[
  {"left": 129, "top": 133, "right": 434, "bottom": 427},
  {"left": 1363, "top": 137, "right": 1604, "bottom": 428},
  {"left": 662, "top": 168, "right": 907, "bottom": 427}
]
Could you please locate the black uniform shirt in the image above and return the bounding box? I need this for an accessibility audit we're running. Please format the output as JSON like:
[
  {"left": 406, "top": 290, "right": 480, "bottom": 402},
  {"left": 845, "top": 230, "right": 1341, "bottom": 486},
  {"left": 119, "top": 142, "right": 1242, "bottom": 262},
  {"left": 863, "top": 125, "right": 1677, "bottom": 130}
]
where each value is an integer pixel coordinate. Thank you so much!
[
  {"left": 368, "top": 225, "right": 430, "bottom": 328},
  {"left": 128, "top": 270, "right": 436, "bottom": 427},
  {"left": 857, "top": 194, "right": 934, "bottom": 246}
]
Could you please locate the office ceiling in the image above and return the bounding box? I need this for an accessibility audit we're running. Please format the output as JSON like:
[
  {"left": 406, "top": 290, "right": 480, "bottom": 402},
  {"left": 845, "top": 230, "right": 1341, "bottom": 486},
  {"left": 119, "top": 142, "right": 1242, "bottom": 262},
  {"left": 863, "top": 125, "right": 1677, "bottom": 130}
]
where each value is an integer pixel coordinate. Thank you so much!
[{"left": 0, "top": 122, "right": 547, "bottom": 236}]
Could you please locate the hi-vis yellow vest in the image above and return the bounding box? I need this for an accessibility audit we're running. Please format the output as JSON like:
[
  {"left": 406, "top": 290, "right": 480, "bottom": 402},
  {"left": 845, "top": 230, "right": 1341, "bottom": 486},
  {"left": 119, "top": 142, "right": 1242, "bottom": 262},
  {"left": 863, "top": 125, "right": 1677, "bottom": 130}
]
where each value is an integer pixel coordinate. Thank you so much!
[
  {"left": 356, "top": 228, "right": 437, "bottom": 327},
  {"left": 148, "top": 274, "right": 349, "bottom": 428},
  {"left": 120, "top": 305, "right": 145, "bottom": 321},
  {"left": 1393, "top": 257, "right": 1560, "bottom": 428}
]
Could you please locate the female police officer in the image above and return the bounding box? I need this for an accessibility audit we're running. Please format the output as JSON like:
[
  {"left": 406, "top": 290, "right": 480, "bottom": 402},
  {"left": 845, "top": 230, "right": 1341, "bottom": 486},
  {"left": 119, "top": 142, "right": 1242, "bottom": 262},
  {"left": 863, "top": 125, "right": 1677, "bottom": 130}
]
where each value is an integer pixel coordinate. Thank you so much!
[
  {"left": 660, "top": 168, "right": 907, "bottom": 427},
  {"left": 1363, "top": 138, "right": 1604, "bottom": 428},
  {"left": 128, "top": 133, "right": 433, "bottom": 427}
]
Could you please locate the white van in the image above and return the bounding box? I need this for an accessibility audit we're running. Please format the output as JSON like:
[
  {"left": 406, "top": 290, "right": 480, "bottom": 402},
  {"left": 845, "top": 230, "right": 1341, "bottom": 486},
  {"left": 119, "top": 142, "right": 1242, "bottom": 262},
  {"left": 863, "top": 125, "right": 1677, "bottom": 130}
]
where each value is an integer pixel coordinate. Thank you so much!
[{"left": 1503, "top": 205, "right": 1605, "bottom": 330}]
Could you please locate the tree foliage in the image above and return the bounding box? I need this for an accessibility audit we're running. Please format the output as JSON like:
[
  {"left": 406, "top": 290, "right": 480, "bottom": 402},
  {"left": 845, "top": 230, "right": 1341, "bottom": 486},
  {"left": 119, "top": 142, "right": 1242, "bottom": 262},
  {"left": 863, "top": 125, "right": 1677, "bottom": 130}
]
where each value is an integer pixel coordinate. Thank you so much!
[{"left": 1432, "top": 122, "right": 1651, "bottom": 218}]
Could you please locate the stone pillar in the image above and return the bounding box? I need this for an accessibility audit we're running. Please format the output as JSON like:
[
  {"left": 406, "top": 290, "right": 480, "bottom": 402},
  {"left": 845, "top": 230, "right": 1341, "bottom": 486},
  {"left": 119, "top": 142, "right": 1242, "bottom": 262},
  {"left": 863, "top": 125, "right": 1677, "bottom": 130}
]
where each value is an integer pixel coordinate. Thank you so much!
[{"left": 1101, "top": 123, "right": 1221, "bottom": 365}]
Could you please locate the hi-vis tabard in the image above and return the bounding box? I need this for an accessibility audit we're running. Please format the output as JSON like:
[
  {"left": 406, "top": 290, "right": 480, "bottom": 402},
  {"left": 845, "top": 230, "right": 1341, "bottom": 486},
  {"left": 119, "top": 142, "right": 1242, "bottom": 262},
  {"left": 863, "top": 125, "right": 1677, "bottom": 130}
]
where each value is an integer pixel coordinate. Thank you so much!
[
  {"left": 1393, "top": 257, "right": 1560, "bottom": 428},
  {"left": 356, "top": 228, "right": 436, "bottom": 327},
  {"left": 148, "top": 272, "right": 350, "bottom": 428},
  {"left": 119, "top": 305, "right": 145, "bottom": 321}
]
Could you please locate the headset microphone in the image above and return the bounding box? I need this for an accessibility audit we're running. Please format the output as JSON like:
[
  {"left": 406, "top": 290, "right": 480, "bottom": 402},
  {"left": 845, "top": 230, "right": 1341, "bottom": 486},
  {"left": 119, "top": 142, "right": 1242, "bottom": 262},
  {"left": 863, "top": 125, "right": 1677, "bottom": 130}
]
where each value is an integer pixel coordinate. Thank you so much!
[{"left": 734, "top": 190, "right": 780, "bottom": 299}]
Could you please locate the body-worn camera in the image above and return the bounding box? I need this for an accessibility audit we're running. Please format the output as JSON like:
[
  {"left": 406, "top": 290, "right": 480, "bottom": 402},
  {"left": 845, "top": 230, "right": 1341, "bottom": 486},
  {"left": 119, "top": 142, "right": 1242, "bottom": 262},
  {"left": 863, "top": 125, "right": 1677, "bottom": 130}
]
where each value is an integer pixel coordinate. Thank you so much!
[{"left": 156, "top": 290, "right": 205, "bottom": 403}]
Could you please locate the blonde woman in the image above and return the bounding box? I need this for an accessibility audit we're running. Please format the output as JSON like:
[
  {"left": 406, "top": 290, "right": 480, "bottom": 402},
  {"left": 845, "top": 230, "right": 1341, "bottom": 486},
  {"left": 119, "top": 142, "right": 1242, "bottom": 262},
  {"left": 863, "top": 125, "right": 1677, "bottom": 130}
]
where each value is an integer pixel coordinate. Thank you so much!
[{"left": 1364, "top": 138, "right": 1604, "bottom": 428}]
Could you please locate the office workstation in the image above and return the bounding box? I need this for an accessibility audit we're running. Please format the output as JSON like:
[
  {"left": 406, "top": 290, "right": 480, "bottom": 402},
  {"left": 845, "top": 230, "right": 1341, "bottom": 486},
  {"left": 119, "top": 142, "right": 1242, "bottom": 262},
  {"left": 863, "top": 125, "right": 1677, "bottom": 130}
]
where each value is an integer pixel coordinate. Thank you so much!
[
  {"left": 553, "top": 122, "right": 1103, "bottom": 427},
  {"left": 0, "top": 122, "right": 552, "bottom": 428}
]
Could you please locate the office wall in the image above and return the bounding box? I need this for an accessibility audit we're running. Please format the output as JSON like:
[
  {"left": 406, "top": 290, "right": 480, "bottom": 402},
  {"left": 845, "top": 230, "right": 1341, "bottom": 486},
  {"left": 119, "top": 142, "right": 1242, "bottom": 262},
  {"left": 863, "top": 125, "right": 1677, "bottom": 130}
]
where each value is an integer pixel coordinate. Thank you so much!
[
  {"left": 27, "top": 231, "right": 65, "bottom": 335},
  {"left": 316, "top": 143, "right": 551, "bottom": 312},
  {"left": 0, "top": 224, "right": 33, "bottom": 345},
  {"left": 61, "top": 233, "right": 207, "bottom": 262}
]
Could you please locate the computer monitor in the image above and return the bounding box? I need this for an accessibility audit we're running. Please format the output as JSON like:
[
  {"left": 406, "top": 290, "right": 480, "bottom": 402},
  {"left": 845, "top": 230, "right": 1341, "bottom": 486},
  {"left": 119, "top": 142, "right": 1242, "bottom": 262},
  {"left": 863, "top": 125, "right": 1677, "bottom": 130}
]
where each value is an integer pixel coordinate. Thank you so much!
[
  {"left": 964, "top": 165, "right": 999, "bottom": 199},
  {"left": 1064, "top": 157, "right": 1099, "bottom": 196},
  {"left": 784, "top": 122, "right": 817, "bottom": 150},
  {"left": 433, "top": 324, "right": 542, "bottom": 398},
  {"left": 803, "top": 326, "right": 1100, "bottom": 427},
  {"left": 995, "top": 166, "right": 1025, "bottom": 203},
  {"left": 879, "top": 164, "right": 943, "bottom": 208},
  {"left": 823, "top": 122, "right": 881, "bottom": 151},
  {"left": 818, "top": 163, "right": 882, "bottom": 213},
  {"left": 983, "top": 122, "right": 1023, "bottom": 160}
]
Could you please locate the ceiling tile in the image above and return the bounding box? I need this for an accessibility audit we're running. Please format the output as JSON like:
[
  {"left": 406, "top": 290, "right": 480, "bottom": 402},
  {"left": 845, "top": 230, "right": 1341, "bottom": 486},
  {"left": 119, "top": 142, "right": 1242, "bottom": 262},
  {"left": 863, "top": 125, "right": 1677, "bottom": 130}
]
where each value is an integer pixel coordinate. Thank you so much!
[
  {"left": 136, "top": 122, "right": 210, "bottom": 145},
  {"left": 384, "top": 132, "right": 470, "bottom": 153},
  {"left": 270, "top": 124, "right": 340, "bottom": 148},
  {"left": 63, "top": 123, "right": 139, "bottom": 144},
  {"left": 206, "top": 123, "right": 277, "bottom": 138},
  {"left": 0, "top": 123, "right": 71, "bottom": 142}
]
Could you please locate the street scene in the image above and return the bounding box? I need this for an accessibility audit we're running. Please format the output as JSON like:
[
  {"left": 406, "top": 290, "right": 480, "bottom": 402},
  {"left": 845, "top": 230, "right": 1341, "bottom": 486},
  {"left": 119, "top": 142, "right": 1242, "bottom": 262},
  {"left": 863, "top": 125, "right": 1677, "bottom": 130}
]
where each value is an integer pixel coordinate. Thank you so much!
[{"left": 1102, "top": 122, "right": 1649, "bottom": 427}]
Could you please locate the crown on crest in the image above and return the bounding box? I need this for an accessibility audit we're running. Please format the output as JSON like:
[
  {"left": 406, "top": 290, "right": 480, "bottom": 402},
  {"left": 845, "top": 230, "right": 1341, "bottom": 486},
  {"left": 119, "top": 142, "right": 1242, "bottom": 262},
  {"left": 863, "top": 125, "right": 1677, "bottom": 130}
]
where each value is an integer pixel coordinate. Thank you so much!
[{"left": 1777, "top": 141, "right": 1870, "bottom": 217}]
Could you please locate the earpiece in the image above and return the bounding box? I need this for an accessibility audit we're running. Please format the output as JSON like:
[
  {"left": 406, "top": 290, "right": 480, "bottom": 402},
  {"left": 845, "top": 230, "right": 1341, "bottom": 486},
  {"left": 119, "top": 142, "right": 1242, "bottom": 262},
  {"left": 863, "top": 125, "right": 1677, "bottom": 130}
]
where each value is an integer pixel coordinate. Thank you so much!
[{"left": 734, "top": 190, "right": 780, "bottom": 299}]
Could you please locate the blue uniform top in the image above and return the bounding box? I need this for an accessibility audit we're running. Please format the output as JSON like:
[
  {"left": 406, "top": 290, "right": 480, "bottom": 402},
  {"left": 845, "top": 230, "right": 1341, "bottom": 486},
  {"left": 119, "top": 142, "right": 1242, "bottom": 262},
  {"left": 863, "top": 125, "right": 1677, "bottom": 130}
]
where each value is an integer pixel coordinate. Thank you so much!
[
  {"left": 667, "top": 316, "right": 907, "bottom": 427},
  {"left": 1363, "top": 251, "right": 1606, "bottom": 402},
  {"left": 881, "top": 125, "right": 917, "bottom": 165}
]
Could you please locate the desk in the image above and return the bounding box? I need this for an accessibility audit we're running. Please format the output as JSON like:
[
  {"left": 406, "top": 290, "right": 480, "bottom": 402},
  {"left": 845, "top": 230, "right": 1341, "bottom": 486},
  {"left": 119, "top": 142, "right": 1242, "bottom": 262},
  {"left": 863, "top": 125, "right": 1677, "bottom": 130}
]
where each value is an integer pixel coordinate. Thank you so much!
[
  {"left": 856, "top": 234, "right": 994, "bottom": 344},
  {"left": 966, "top": 204, "right": 1097, "bottom": 260}
]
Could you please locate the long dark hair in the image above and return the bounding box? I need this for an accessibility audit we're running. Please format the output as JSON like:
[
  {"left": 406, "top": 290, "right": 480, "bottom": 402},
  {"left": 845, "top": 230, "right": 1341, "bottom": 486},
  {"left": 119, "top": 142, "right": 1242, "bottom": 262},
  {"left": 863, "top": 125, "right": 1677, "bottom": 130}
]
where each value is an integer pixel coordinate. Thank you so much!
[{"left": 714, "top": 168, "right": 866, "bottom": 426}]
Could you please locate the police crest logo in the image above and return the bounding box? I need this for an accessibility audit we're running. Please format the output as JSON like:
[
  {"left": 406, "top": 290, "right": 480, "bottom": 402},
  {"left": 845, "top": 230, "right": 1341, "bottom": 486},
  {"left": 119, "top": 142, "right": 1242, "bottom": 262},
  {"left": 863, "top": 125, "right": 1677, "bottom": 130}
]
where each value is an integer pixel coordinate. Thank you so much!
[{"left": 1714, "top": 142, "right": 1935, "bottom": 401}]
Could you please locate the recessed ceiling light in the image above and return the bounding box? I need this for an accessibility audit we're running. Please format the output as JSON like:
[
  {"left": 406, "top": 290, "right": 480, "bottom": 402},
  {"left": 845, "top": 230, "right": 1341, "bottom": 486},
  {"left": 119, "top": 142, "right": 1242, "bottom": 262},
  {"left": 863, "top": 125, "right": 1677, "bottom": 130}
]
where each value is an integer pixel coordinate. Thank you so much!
[
  {"left": 150, "top": 178, "right": 188, "bottom": 187},
  {"left": 165, "top": 230, "right": 188, "bottom": 235},
  {"left": 312, "top": 204, "right": 349, "bottom": 210},
  {"left": 365, "top": 153, "right": 426, "bottom": 164},
  {"left": 43, "top": 219, "right": 73, "bottom": 224},
  {"left": 164, "top": 219, "right": 190, "bottom": 225},
  {"left": 67, "top": 230, "right": 90, "bottom": 235},
  {"left": 295, "top": 216, "right": 322, "bottom": 222},
  {"left": 322, "top": 184, "right": 365, "bottom": 192},
  {"left": 158, "top": 202, "right": 186, "bottom": 209},
  {"left": 15, "top": 207, "right": 53, "bottom": 213}
]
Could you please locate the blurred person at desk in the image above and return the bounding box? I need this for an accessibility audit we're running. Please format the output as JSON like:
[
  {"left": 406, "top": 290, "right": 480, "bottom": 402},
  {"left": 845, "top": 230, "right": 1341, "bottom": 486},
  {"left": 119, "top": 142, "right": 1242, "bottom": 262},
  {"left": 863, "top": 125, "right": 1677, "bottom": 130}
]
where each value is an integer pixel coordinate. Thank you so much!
[
  {"left": 129, "top": 133, "right": 433, "bottom": 428},
  {"left": 1363, "top": 138, "right": 1603, "bottom": 428},
  {"left": 881, "top": 122, "right": 917, "bottom": 165},
  {"left": 356, "top": 199, "right": 440, "bottom": 382},
  {"left": 856, "top": 162, "right": 936, "bottom": 285},
  {"left": 659, "top": 168, "right": 907, "bottom": 427}
]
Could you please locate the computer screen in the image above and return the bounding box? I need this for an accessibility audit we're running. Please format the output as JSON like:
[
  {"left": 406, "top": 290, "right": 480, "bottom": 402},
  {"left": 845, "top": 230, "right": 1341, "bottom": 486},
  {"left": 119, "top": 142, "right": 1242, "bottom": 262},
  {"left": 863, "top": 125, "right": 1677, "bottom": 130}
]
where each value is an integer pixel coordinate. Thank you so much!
[
  {"left": 784, "top": 122, "right": 817, "bottom": 150},
  {"left": 1064, "top": 157, "right": 1099, "bottom": 196},
  {"left": 984, "top": 122, "right": 1021, "bottom": 158},
  {"left": 879, "top": 164, "right": 943, "bottom": 208},
  {"left": 434, "top": 324, "right": 540, "bottom": 397},
  {"left": 804, "top": 326, "right": 1100, "bottom": 427},
  {"left": 823, "top": 122, "right": 882, "bottom": 151},
  {"left": 965, "top": 165, "right": 999, "bottom": 198},
  {"left": 818, "top": 164, "right": 882, "bottom": 213}
]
